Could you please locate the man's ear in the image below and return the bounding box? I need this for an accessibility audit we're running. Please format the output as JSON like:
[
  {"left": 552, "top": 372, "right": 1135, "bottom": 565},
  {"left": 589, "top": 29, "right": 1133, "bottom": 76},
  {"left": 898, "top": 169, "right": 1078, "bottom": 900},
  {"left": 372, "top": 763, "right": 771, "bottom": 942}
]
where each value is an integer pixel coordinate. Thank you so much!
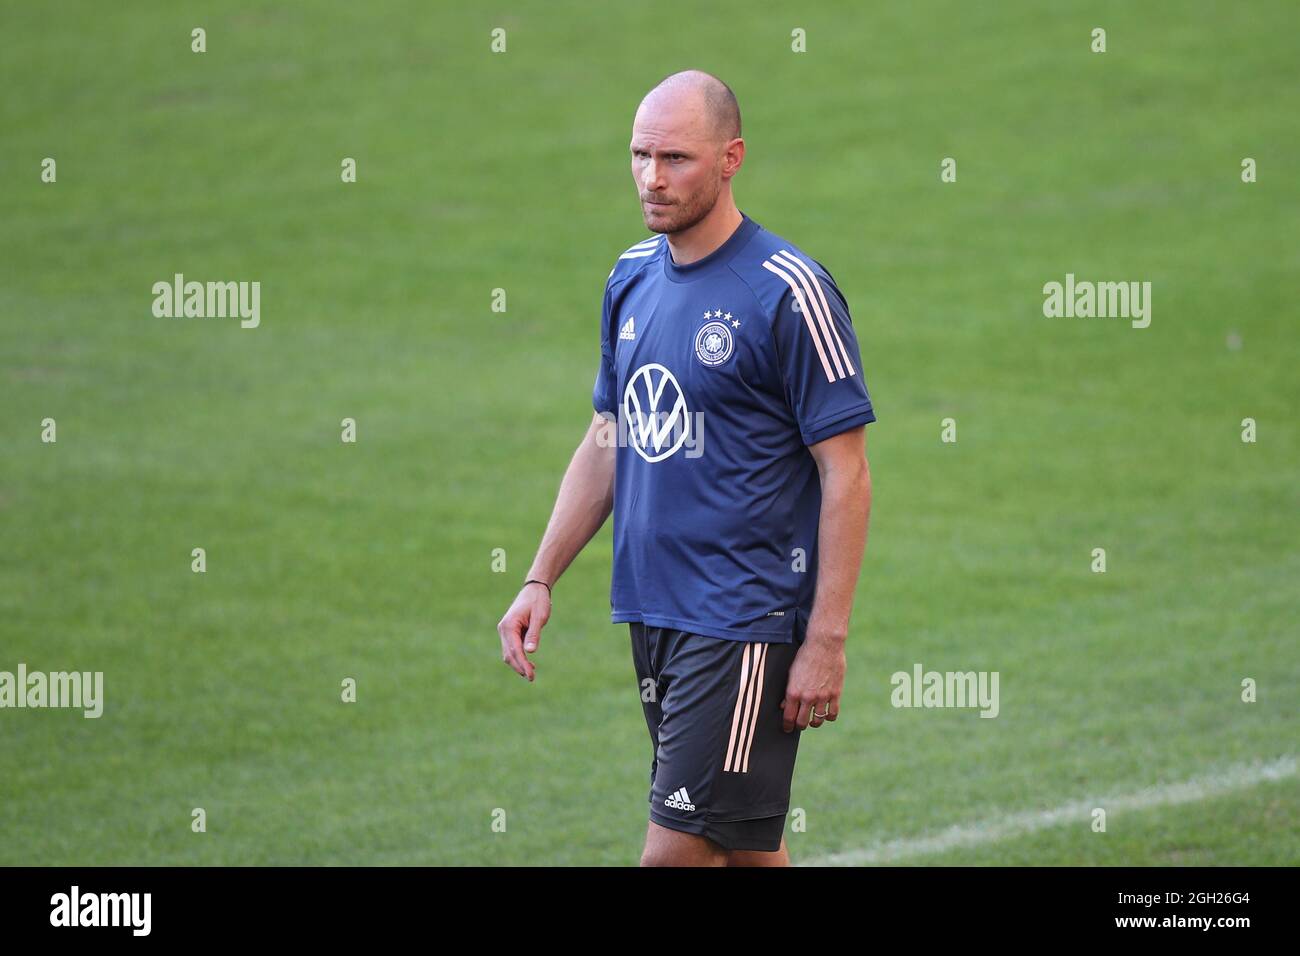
[{"left": 726, "top": 138, "right": 745, "bottom": 175}]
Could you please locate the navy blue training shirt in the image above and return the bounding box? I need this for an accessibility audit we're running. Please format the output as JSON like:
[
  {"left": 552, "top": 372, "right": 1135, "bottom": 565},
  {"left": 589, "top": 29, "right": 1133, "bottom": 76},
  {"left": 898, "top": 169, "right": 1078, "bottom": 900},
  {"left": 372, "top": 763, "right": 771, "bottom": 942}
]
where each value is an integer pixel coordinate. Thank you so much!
[{"left": 592, "top": 211, "right": 876, "bottom": 643}]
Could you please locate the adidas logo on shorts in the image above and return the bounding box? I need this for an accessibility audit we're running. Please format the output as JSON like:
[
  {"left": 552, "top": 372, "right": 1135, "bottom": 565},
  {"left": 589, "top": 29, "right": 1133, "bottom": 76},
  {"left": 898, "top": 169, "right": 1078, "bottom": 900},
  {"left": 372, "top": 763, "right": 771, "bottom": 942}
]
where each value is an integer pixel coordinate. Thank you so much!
[{"left": 664, "top": 787, "right": 696, "bottom": 812}]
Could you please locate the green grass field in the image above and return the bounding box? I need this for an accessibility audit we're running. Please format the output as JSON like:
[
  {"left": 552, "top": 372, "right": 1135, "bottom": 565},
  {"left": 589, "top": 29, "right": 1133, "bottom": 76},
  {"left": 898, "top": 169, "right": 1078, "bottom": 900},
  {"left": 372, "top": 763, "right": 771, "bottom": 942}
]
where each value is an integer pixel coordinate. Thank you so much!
[{"left": 2, "top": 1, "right": 1296, "bottom": 865}]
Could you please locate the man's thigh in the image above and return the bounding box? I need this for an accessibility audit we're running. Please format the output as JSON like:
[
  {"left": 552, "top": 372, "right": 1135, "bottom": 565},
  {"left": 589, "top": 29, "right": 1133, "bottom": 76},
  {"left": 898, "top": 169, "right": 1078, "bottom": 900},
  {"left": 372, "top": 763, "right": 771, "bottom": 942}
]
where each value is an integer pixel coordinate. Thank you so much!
[
  {"left": 726, "top": 836, "right": 789, "bottom": 867},
  {"left": 632, "top": 625, "right": 803, "bottom": 854},
  {"left": 640, "top": 822, "right": 790, "bottom": 866},
  {"left": 640, "top": 820, "right": 727, "bottom": 866}
]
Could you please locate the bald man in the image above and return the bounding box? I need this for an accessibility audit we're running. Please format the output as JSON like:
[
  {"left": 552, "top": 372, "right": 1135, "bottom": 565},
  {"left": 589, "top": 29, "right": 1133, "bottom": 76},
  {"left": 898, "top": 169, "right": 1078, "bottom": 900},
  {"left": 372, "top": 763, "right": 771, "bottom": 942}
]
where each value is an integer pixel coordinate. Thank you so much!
[{"left": 497, "top": 70, "right": 876, "bottom": 866}]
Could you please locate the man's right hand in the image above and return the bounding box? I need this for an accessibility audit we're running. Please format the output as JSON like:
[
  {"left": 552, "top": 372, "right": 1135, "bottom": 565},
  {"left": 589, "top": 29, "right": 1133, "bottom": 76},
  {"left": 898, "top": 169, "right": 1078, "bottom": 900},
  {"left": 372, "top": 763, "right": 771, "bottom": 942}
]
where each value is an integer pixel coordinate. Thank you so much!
[
  {"left": 497, "top": 582, "right": 552, "bottom": 682},
  {"left": 496, "top": 411, "right": 615, "bottom": 683}
]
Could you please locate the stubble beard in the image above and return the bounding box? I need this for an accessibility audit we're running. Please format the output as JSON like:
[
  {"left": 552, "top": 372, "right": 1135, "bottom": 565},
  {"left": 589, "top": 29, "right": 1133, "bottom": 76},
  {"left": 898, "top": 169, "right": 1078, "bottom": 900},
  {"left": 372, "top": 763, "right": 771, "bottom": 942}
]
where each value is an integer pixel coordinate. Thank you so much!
[{"left": 642, "top": 176, "right": 722, "bottom": 236}]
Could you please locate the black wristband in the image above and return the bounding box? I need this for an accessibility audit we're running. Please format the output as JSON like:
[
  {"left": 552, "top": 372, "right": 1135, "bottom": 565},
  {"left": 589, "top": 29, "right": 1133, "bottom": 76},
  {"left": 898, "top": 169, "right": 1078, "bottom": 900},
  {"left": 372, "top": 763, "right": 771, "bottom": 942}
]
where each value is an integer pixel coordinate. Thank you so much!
[{"left": 523, "top": 579, "right": 552, "bottom": 596}]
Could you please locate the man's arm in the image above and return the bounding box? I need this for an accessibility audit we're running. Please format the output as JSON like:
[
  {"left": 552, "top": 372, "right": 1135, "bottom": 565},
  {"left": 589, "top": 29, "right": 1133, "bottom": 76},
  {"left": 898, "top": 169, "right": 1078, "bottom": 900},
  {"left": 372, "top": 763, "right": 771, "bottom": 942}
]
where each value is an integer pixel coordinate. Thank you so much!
[
  {"left": 497, "top": 411, "right": 616, "bottom": 681},
  {"left": 806, "top": 425, "right": 872, "bottom": 641},
  {"left": 781, "top": 424, "right": 872, "bottom": 731}
]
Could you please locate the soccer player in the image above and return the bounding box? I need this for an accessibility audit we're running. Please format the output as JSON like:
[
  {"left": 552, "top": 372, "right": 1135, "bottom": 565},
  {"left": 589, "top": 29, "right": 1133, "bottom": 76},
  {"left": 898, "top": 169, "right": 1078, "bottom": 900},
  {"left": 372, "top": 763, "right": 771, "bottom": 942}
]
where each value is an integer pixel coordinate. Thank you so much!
[{"left": 497, "top": 70, "right": 875, "bottom": 866}]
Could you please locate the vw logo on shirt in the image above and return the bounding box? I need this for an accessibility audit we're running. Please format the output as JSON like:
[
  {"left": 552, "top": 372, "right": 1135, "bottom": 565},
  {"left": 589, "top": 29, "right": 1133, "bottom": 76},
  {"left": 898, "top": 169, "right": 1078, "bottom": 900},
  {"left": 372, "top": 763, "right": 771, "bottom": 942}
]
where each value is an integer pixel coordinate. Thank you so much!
[{"left": 623, "top": 363, "right": 691, "bottom": 462}]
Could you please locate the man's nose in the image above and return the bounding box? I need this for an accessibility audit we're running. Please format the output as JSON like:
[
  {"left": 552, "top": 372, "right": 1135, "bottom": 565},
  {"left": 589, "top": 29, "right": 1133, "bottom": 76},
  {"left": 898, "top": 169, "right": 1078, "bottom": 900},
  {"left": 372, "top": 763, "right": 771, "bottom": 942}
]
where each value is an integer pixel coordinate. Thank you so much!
[{"left": 641, "top": 159, "right": 665, "bottom": 192}]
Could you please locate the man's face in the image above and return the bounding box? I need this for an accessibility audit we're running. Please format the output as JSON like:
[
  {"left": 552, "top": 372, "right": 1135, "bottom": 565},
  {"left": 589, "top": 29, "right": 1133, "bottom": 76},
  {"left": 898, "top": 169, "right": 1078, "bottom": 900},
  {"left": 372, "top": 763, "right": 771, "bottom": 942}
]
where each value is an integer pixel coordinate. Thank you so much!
[{"left": 630, "top": 96, "right": 726, "bottom": 234}]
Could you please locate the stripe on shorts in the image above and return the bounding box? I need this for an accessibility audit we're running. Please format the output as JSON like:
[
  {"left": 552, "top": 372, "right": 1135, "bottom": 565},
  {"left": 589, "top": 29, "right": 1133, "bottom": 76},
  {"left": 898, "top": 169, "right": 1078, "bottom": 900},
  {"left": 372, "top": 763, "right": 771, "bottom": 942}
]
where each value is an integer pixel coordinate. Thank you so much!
[{"left": 724, "top": 643, "right": 769, "bottom": 773}]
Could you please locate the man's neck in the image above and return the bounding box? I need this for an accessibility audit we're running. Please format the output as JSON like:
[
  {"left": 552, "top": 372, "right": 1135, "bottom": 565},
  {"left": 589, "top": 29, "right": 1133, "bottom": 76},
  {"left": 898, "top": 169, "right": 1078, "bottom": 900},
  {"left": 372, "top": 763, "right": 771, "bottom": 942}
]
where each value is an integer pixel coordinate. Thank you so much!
[{"left": 666, "top": 201, "right": 743, "bottom": 267}]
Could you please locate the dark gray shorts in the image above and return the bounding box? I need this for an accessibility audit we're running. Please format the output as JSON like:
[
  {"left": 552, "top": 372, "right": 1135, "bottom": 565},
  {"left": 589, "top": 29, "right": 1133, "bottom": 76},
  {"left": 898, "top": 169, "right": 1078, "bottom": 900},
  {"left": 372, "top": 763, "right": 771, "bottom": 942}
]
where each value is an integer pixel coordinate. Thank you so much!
[{"left": 630, "top": 621, "right": 803, "bottom": 853}]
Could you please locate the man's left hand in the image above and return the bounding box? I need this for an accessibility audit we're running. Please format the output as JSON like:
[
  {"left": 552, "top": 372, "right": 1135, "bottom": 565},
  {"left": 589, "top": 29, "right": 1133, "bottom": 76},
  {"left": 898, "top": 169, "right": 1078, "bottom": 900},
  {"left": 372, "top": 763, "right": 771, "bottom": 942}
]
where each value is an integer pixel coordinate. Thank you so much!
[{"left": 780, "top": 633, "right": 846, "bottom": 732}]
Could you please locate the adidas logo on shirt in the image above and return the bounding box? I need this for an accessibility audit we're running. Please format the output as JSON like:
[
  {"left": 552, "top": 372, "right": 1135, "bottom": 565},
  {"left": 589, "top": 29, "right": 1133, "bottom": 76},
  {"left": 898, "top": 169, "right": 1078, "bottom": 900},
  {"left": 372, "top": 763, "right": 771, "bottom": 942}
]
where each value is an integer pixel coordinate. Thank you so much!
[
  {"left": 664, "top": 787, "right": 696, "bottom": 812},
  {"left": 619, "top": 315, "right": 636, "bottom": 341}
]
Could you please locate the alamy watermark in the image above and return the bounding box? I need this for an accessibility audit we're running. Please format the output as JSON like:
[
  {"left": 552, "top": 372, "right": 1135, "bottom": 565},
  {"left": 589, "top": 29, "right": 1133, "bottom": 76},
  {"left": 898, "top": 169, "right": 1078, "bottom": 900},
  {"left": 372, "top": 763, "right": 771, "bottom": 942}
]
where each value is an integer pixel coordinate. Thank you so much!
[
  {"left": 595, "top": 406, "right": 706, "bottom": 460},
  {"left": 152, "top": 273, "right": 260, "bottom": 328},
  {"left": 891, "top": 663, "right": 999, "bottom": 718},
  {"left": 0, "top": 664, "right": 103, "bottom": 718},
  {"left": 50, "top": 886, "right": 150, "bottom": 936},
  {"left": 1042, "top": 273, "right": 1151, "bottom": 328}
]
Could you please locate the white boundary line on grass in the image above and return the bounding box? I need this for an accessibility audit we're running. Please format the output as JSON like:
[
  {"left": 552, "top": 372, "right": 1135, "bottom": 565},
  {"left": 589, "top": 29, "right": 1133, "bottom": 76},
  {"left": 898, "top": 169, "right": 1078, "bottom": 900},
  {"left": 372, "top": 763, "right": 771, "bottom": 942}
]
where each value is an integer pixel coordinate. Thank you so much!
[{"left": 800, "top": 754, "right": 1297, "bottom": 866}]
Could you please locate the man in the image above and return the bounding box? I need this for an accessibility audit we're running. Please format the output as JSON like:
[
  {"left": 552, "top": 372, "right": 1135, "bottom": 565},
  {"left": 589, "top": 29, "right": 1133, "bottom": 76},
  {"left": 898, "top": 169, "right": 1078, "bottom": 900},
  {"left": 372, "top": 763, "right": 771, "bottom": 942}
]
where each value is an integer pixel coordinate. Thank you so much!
[{"left": 497, "top": 70, "right": 875, "bottom": 866}]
